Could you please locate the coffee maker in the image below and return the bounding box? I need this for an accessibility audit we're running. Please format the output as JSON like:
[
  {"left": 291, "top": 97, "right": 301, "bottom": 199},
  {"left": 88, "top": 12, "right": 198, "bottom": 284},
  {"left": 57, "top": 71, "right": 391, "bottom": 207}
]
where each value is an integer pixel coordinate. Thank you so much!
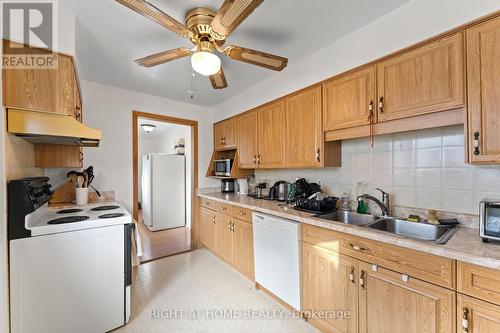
[{"left": 221, "top": 179, "right": 235, "bottom": 193}]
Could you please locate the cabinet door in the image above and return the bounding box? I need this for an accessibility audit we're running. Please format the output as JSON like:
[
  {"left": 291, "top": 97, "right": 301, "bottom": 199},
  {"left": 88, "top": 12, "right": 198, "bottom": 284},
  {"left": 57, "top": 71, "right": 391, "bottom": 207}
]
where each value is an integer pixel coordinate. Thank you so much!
[
  {"left": 301, "top": 242, "right": 358, "bottom": 333},
  {"left": 377, "top": 32, "right": 465, "bottom": 121},
  {"left": 34, "top": 145, "right": 83, "bottom": 168},
  {"left": 237, "top": 111, "right": 258, "bottom": 168},
  {"left": 285, "top": 86, "right": 323, "bottom": 168},
  {"left": 323, "top": 66, "right": 376, "bottom": 131},
  {"left": 214, "top": 118, "right": 237, "bottom": 150},
  {"left": 58, "top": 55, "right": 75, "bottom": 117},
  {"left": 232, "top": 219, "right": 254, "bottom": 280},
  {"left": 257, "top": 100, "right": 286, "bottom": 168},
  {"left": 458, "top": 294, "right": 500, "bottom": 333},
  {"left": 3, "top": 41, "right": 59, "bottom": 113},
  {"left": 200, "top": 208, "right": 216, "bottom": 250},
  {"left": 215, "top": 214, "right": 233, "bottom": 263},
  {"left": 467, "top": 17, "right": 500, "bottom": 163},
  {"left": 359, "top": 262, "right": 455, "bottom": 333}
]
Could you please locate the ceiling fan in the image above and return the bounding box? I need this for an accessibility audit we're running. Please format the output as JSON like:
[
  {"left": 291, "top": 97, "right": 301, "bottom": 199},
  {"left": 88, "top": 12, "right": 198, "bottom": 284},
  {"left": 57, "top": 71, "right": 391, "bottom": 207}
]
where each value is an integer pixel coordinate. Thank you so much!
[{"left": 116, "top": 0, "right": 288, "bottom": 89}]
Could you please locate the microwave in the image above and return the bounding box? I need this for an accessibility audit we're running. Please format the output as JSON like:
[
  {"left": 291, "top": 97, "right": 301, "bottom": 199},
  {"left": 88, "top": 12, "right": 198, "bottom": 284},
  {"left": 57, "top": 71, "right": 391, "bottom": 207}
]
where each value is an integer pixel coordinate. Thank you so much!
[
  {"left": 214, "top": 159, "right": 233, "bottom": 177},
  {"left": 480, "top": 200, "right": 500, "bottom": 243}
]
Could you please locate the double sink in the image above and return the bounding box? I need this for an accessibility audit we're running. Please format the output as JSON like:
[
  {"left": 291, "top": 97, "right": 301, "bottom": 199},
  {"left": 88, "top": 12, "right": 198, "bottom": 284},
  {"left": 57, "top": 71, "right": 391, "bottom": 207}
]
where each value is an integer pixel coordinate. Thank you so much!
[{"left": 316, "top": 210, "right": 458, "bottom": 244}]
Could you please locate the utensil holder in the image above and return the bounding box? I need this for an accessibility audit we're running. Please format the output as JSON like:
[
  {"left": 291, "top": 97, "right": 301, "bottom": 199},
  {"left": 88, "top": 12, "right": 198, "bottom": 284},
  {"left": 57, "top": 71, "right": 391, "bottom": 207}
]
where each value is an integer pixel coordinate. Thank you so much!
[{"left": 75, "top": 187, "right": 89, "bottom": 205}]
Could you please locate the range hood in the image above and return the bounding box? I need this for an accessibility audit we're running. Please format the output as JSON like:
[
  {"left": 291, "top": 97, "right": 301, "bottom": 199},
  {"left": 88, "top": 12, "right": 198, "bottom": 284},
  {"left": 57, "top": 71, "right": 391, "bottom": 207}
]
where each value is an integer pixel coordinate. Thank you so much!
[{"left": 7, "top": 109, "right": 102, "bottom": 147}]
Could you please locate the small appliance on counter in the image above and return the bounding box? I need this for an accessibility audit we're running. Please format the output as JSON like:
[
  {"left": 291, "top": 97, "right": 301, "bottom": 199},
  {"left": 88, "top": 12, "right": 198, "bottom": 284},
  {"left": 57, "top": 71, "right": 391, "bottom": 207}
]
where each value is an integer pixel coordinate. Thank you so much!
[
  {"left": 480, "top": 199, "right": 500, "bottom": 243},
  {"left": 237, "top": 178, "right": 248, "bottom": 195},
  {"left": 7, "top": 177, "right": 132, "bottom": 333},
  {"left": 214, "top": 158, "right": 233, "bottom": 177},
  {"left": 221, "top": 179, "right": 235, "bottom": 193},
  {"left": 268, "top": 181, "right": 291, "bottom": 201}
]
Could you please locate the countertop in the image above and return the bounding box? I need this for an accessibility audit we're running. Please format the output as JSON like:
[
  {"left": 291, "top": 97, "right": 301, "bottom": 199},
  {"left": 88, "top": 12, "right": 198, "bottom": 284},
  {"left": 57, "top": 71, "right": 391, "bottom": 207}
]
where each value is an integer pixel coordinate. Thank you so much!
[{"left": 197, "top": 188, "right": 500, "bottom": 270}]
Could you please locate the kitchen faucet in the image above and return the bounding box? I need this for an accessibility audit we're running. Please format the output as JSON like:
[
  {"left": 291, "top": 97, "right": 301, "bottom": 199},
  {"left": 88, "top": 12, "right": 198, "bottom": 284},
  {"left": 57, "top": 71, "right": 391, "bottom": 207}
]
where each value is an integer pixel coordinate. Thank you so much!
[{"left": 359, "top": 188, "right": 390, "bottom": 217}]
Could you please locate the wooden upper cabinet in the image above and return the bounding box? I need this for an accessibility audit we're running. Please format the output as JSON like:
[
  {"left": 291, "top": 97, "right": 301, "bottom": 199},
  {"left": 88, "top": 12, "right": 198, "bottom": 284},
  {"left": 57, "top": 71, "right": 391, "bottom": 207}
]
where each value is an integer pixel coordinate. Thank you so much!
[
  {"left": 302, "top": 242, "right": 358, "bottom": 333},
  {"left": 358, "top": 262, "right": 455, "bottom": 333},
  {"left": 467, "top": 17, "right": 500, "bottom": 163},
  {"left": 214, "top": 118, "right": 237, "bottom": 150},
  {"left": 237, "top": 111, "right": 258, "bottom": 168},
  {"left": 377, "top": 32, "right": 465, "bottom": 122},
  {"left": 285, "top": 86, "right": 323, "bottom": 168},
  {"left": 323, "top": 66, "right": 376, "bottom": 131},
  {"left": 458, "top": 294, "right": 500, "bottom": 333},
  {"left": 257, "top": 100, "right": 286, "bottom": 168}
]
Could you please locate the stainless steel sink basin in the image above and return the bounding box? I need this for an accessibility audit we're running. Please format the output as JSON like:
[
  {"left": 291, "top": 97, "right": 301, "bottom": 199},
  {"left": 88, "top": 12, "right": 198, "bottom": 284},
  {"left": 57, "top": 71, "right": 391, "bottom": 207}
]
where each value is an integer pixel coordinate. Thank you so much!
[
  {"left": 317, "top": 211, "right": 378, "bottom": 226},
  {"left": 368, "top": 218, "right": 457, "bottom": 244}
]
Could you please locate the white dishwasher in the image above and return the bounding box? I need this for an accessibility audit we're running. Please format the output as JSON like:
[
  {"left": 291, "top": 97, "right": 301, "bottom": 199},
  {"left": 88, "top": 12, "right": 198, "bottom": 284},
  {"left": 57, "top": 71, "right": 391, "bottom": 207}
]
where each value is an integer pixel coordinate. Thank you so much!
[{"left": 253, "top": 212, "right": 301, "bottom": 310}]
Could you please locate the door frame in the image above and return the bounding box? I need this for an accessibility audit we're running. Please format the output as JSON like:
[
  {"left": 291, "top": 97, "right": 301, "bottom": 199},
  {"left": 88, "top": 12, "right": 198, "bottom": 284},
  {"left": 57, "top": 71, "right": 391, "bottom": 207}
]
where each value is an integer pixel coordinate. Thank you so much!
[{"left": 132, "top": 111, "right": 199, "bottom": 248}]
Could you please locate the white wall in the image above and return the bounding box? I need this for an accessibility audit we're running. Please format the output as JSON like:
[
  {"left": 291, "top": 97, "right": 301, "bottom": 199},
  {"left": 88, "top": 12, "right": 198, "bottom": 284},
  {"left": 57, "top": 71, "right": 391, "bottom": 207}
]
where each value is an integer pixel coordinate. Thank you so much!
[
  {"left": 80, "top": 80, "right": 217, "bottom": 213},
  {"left": 213, "top": 0, "right": 500, "bottom": 120},
  {"left": 257, "top": 125, "right": 500, "bottom": 219}
]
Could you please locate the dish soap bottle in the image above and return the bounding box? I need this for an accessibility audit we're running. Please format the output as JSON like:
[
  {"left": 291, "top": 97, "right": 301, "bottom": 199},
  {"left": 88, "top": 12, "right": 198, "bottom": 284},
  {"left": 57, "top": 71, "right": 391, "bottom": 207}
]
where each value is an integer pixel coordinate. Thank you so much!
[{"left": 357, "top": 196, "right": 367, "bottom": 214}]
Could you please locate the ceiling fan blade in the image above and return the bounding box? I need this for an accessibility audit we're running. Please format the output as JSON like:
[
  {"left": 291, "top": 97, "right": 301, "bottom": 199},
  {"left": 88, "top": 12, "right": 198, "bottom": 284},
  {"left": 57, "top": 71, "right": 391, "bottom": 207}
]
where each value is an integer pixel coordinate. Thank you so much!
[
  {"left": 135, "top": 48, "right": 191, "bottom": 67},
  {"left": 116, "top": 0, "right": 193, "bottom": 39},
  {"left": 210, "top": 0, "right": 263, "bottom": 37},
  {"left": 223, "top": 45, "right": 288, "bottom": 71},
  {"left": 209, "top": 68, "right": 228, "bottom": 89}
]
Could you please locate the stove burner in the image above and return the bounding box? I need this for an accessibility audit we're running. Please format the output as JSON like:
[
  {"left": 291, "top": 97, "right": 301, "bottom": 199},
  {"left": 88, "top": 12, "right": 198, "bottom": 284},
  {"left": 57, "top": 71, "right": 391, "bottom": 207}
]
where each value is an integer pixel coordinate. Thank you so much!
[
  {"left": 91, "top": 205, "right": 120, "bottom": 211},
  {"left": 98, "top": 213, "right": 125, "bottom": 219},
  {"left": 56, "top": 208, "right": 83, "bottom": 214},
  {"left": 47, "top": 216, "right": 90, "bottom": 224}
]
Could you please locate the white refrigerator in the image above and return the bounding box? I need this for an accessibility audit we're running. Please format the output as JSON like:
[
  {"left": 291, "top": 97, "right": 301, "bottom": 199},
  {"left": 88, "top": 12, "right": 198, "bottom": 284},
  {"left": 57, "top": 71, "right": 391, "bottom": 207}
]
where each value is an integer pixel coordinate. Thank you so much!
[{"left": 142, "top": 153, "right": 186, "bottom": 231}]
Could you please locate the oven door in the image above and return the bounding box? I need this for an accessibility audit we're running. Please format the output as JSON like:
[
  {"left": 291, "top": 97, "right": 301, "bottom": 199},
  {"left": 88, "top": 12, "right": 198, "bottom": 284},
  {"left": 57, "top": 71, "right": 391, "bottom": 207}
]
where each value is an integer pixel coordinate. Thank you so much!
[{"left": 485, "top": 203, "right": 500, "bottom": 238}]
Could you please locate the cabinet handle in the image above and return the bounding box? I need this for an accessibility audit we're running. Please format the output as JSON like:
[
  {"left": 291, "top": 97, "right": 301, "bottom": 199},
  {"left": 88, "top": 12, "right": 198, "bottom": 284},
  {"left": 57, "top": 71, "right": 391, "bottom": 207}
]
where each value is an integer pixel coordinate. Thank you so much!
[
  {"left": 222, "top": 137, "right": 226, "bottom": 146},
  {"left": 257, "top": 154, "right": 261, "bottom": 165},
  {"left": 253, "top": 155, "right": 257, "bottom": 164},
  {"left": 349, "top": 267, "right": 355, "bottom": 284},
  {"left": 232, "top": 221, "right": 235, "bottom": 232},
  {"left": 462, "top": 307, "right": 469, "bottom": 332},
  {"left": 379, "top": 96, "right": 384, "bottom": 114},
  {"left": 79, "top": 151, "right": 84, "bottom": 162},
  {"left": 212, "top": 216, "right": 216, "bottom": 224},
  {"left": 239, "top": 211, "right": 246, "bottom": 216},
  {"left": 349, "top": 243, "right": 369, "bottom": 252},
  {"left": 359, "top": 270, "right": 366, "bottom": 289},
  {"left": 316, "top": 149, "right": 320, "bottom": 162},
  {"left": 368, "top": 100, "right": 375, "bottom": 147},
  {"left": 473, "top": 132, "right": 480, "bottom": 156}
]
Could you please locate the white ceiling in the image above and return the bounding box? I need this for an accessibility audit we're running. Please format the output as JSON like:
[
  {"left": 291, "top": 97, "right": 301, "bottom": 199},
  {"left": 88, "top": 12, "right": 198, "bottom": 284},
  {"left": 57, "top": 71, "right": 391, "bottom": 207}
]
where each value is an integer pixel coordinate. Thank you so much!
[
  {"left": 62, "top": 0, "right": 410, "bottom": 107},
  {"left": 138, "top": 118, "right": 185, "bottom": 139}
]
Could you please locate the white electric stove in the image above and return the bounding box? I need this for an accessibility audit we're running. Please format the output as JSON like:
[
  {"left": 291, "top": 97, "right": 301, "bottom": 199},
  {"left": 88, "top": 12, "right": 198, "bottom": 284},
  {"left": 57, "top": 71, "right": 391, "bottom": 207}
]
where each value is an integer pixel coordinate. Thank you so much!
[{"left": 8, "top": 178, "right": 133, "bottom": 333}]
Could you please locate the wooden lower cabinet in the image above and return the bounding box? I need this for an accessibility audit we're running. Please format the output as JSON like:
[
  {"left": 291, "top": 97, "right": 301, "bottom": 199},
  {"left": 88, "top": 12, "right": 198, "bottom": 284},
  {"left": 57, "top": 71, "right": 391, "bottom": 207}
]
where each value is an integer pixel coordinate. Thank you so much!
[
  {"left": 232, "top": 219, "right": 254, "bottom": 279},
  {"left": 200, "top": 208, "right": 216, "bottom": 251},
  {"left": 200, "top": 202, "right": 255, "bottom": 280},
  {"left": 301, "top": 242, "right": 358, "bottom": 333},
  {"left": 215, "top": 213, "right": 234, "bottom": 263},
  {"left": 358, "top": 261, "right": 455, "bottom": 333},
  {"left": 458, "top": 294, "right": 500, "bottom": 333}
]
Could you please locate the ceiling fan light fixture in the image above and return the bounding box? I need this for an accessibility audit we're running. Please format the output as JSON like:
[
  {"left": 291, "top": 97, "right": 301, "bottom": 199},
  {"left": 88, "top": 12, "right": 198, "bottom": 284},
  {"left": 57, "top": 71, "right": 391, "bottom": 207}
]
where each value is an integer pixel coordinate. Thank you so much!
[
  {"left": 191, "top": 51, "right": 221, "bottom": 76},
  {"left": 141, "top": 124, "right": 156, "bottom": 133}
]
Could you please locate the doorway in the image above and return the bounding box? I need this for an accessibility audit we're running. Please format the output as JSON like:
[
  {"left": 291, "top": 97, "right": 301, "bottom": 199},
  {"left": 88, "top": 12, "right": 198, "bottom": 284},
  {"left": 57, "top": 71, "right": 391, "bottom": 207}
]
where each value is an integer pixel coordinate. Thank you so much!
[{"left": 132, "top": 111, "right": 198, "bottom": 262}]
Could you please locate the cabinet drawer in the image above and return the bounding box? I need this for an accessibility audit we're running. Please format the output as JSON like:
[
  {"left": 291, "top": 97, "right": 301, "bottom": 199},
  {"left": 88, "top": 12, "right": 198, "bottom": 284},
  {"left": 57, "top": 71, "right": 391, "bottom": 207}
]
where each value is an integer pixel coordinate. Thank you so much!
[
  {"left": 200, "top": 198, "right": 216, "bottom": 211},
  {"left": 458, "top": 262, "right": 500, "bottom": 305},
  {"left": 302, "top": 224, "right": 455, "bottom": 288},
  {"left": 233, "top": 207, "right": 252, "bottom": 223},
  {"left": 216, "top": 202, "right": 234, "bottom": 215}
]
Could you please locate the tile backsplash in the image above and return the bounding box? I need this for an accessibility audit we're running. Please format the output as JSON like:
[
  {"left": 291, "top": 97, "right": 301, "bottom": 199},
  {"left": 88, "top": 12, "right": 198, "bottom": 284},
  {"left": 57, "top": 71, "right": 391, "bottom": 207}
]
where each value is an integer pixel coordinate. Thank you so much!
[{"left": 255, "top": 125, "right": 500, "bottom": 219}]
